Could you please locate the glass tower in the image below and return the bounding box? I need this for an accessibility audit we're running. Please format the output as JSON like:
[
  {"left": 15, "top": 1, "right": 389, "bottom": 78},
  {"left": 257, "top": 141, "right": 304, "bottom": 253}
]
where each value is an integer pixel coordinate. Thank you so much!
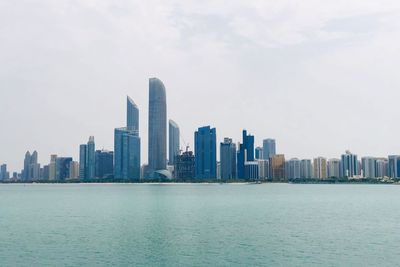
[{"left": 169, "top": 119, "right": 180, "bottom": 165}]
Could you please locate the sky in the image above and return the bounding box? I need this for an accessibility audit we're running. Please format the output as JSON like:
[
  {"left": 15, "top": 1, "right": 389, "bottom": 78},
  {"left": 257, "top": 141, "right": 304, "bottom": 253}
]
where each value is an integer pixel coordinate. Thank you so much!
[{"left": 1, "top": 0, "right": 400, "bottom": 172}]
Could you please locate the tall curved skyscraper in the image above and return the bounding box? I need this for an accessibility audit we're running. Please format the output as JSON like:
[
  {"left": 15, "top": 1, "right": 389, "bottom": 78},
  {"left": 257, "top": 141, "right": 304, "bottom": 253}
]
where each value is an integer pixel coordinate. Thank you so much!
[
  {"left": 148, "top": 78, "right": 167, "bottom": 173},
  {"left": 127, "top": 96, "right": 139, "bottom": 132}
]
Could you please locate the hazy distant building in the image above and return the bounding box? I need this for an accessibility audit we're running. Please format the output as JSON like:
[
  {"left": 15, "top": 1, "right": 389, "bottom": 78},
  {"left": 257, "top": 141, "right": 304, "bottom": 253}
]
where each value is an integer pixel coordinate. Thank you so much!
[
  {"left": 114, "top": 127, "right": 141, "bottom": 181},
  {"left": 341, "top": 151, "right": 359, "bottom": 178},
  {"left": 0, "top": 164, "right": 9, "bottom": 181},
  {"left": 388, "top": 155, "right": 400, "bottom": 179},
  {"left": 49, "top": 155, "right": 57, "bottom": 181},
  {"left": 263, "top": 139, "right": 276, "bottom": 160},
  {"left": 69, "top": 161, "right": 80, "bottom": 179},
  {"left": 79, "top": 136, "right": 95, "bottom": 180},
  {"left": 42, "top": 165, "right": 49, "bottom": 180},
  {"left": 300, "top": 159, "right": 312, "bottom": 179},
  {"left": 237, "top": 130, "right": 255, "bottom": 179},
  {"left": 287, "top": 158, "right": 301, "bottom": 179},
  {"left": 22, "top": 151, "right": 40, "bottom": 181},
  {"left": 220, "top": 138, "right": 237, "bottom": 180},
  {"left": 95, "top": 150, "right": 114, "bottom": 179},
  {"left": 362, "top": 157, "right": 377, "bottom": 179},
  {"left": 195, "top": 126, "right": 217, "bottom": 179},
  {"left": 56, "top": 157, "right": 73, "bottom": 181},
  {"left": 328, "top": 158, "right": 341, "bottom": 178},
  {"left": 270, "top": 154, "right": 285, "bottom": 182},
  {"left": 313, "top": 157, "right": 327, "bottom": 180},
  {"left": 258, "top": 160, "right": 269, "bottom": 180},
  {"left": 245, "top": 161, "right": 259, "bottom": 180},
  {"left": 169, "top": 120, "right": 180, "bottom": 165},
  {"left": 127, "top": 96, "right": 139, "bottom": 132},
  {"left": 376, "top": 158, "right": 388, "bottom": 178},
  {"left": 255, "top": 147, "right": 263, "bottom": 160},
  {"left": 174, "top": 150, "right": 195, "bottom": 181},
  {"left": 148, "top": 78, "right": 167, "bottom": 175}
]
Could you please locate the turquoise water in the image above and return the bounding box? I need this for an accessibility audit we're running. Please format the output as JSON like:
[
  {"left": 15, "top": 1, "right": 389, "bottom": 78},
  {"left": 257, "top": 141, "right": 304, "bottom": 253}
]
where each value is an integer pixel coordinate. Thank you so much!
[{"left": 0, "top": 184, "right": 399, "bottom": 266}]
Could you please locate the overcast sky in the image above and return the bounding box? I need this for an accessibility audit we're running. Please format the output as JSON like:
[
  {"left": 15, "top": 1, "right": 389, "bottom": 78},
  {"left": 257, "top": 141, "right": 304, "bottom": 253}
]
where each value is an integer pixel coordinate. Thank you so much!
[{"left": 1, "top": 0, "right": 400, "bottom": 172}]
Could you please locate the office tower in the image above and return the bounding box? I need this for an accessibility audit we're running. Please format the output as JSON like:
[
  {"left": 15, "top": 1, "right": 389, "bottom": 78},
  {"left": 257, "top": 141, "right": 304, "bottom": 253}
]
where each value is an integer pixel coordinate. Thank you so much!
[
  {"left": 341, "top": 151, "right": 359, "bottom": 178},
  {"left": 79, "top": 136, "right": 96, "bottom": 180},
  {"left": 270, "top": 154, "right": 285, "bottom": 181},
  {"left": 127, "top": 96, "right": 139, "bottom": 131},
  {"left": 194, "top": 126, "right": 217, "bottom": 179},
  {"left": 313, "top": 157, "right": 327, "bottom": 179},
  {"left": 55, "top": 157, "right": 73, "bottom": 181},
  {"left": 69, "top": 161, "right": 80, "bottom": 179},
  {"left": 169, "top": 120, "right": 180, "bottom": 165},
  {"left": 23, "top": 151, "right": 31, "bottom": 180},
  {"left": 0, "top": 164, "right": 9, "bottom": 181},
  {"left": 49, "top": 155, "right": 57, "bottom": 181},
  {"left": 327, "top": 159, "right": 341, "bottom": 178},
  {"left": 244, "top": 161, "right": 259, "bottom": 180},
  {"left": 300, "top": 159, "right": 312, "bottom": 179},
  {"left": 255, "top": 147, "right": 263, "bottom": 160},
  {"left": 174, "top": 150, "right": 195, "bottom": 181},
  {"left": 95, "top": 150, "right": 114, "bottom": 179},
  {"left": 361, "top": 157, "right": 376, "bottom": 179},
  {"left": 114, "top": 128, "right": 141, "bottom": 181},
  {"left": 220, "top": 138, "right": 237, "bottom": 180},
  {"left": 258, "top": 160, "right": 269, "bottom": 180},
  {"left": 42, "top": 165, "right": 49, "bottom": 180},
  {"left": 263, "top": 139, "right": 276, "bottom": 160},
  {"left": 148, "top": 78, "right": 167, "bottom": 174},
  {"left": 388, "top": 155, "right": 400, "bottom": 179},
  {"left": 237, "top": 130, "right": 255, "bottom": 179},
  {"left": 376, "top": 158, "right": 388, "bottom": 178},
  {"left": 287, "top": 158, "right": 301, "bottom": 179}
]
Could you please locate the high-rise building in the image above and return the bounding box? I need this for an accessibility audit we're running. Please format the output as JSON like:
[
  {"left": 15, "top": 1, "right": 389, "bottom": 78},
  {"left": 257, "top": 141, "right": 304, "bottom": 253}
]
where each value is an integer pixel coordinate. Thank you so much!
[
  {"left": 287, "top": 158, "right": 301, "bottom": 179},
  {"left": 388, "top": 155, "right": 400, "bottom": 179},
  {"left": 169, "top": 120, "right": 180, "bottom": 165},
  {"left": 49, "top": 155, "right": 57, "bottom": 181},
  {"left": 127, "top": 96, "right": 139, "bottom": 132},
  {"left": 23, "top": 151, "right": 40, "bottom": 181},
  {"left": 270, "top": 154, "right": 285, "bottom": 182},
  {"left": 23, "top": 151, "right": 31, "bottom": 181},
  {"left": 79, "top": 137, "right": 96, "bottom": 180},
  {"left": 313, "top": 157, "right": 327, "bottom": 179},
  {"left": 245, "top": 161, "right": 259, "bottom": 180},
  {"left": 148, "top": 78, "right": 167, "bottom": 174},
  {"left": 258, "top": 160, "right": 269, "bottom": 180},
  {"left": 220, "top": 138, "right": 237, "bottom": 180},
  {"left": 255, "top": 147, "right": 263, "bottom": 160},
  {"left": 69, "top": 161, "right": 80, "bottom": 179},
  {"left": 263, "top": 139, "right": 276, "bottom": 160},
  {"left": 194, "top": 126, "right": 217, "bottom": 179},
  {"left": 0, "top": 164, "right": 9, "bottom": 181},
  {"left": 55, "top": 157, "right": 73, "bottom": 181},
  {"left": 174, "top": 150, "right": 195, "bottom": 181},
  {"left": 42, "top": 165, "right": 49, "bottom": 180},
  {"left": 114, "top": 128, "right": 141, "bottom": 181},
  {"left": 300, "top": 159, "right": 312, "bottom": 179},
  {"left": 237, "top": 130, "right": 255, "bottom": 179},
  {"left": 327, "top": 158, "right": 341, "bottom": 178},
  {"left": 95, "top": 150, "right": 114, "bottom": 179},
  {"left": 341, "top": 151, "right": 359, "bottom": 178},
  {"left": 362, "top": 157, "right": 377, "bottom": 179},
  {"left": 376, "top": 158, "right": 388, "bottom": 178}
]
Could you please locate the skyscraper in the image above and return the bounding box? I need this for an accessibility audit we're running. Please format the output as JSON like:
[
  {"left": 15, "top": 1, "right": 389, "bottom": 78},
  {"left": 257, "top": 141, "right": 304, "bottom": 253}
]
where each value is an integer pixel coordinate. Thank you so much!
[
  {"left": 195, "top": 126, "right": 217, "bottom": 179},
  {"left": 255, "top": 147, "right": 263, "bottom": 160},
  {"left": 287, "top": 158, "right": 301, "bottom": 179},
  {"left": 220, "top": 138, "right": 237, "bottom": 180},
  {"left": 362, "top": 157, "right": 376, "bottom": 178},
  {"left": 55, "top": 157, "right": 73, "bottom": 181},
  {"left": 237, "top": 130, "right": 255, "bottom": 179},
  {"left": 263, "top": 139, "right": 276, "bottom": 160},
  {"left": 49, "top": 155, "right": 57, "bottom": 181},
  {"left": 341, "top": 151, "right": 359, "bottom": 178},
  {"left": 300, "top": 159, "right": 312, "bottom": 179},
  {"left": 79, "top": 136, "right": 96, "bottom": 180},
  {"left": 388, "top": 155, "right": 400, "bottom": 179},
  {"left": 270, "top": 154, "right": 285, "bottom": 181},
  {"left": 328, "top": 158, "right": 341, "bottom": 178},
  {"left": 95, "top": 150, "right": 114, "bottom": 179},
  {"left": 23, "top": 151, "right": 31, "bottom": 181},
  {"left": 169, "top": 120, "right": 180, "bottom": 165},
  {"left": 127, "top": 96, "right": 139, "bottom": 131},
  {"left": 313, "top": 157, "right": 327, "bottom": 179},
  {"left": 148, "top": 78, "right": 167, "bottom": 174},
  {"left": 0, "top": 164, "right": 9, "bottom": 181},
  {"left": 23, "top": 151, "right": 40, "bottom": 181},
  {"left": 174, "top": 150, "right": 195, "bottom": 181},
  {"left": 114, "top": 128, "right": 141, "bottom": 181}
]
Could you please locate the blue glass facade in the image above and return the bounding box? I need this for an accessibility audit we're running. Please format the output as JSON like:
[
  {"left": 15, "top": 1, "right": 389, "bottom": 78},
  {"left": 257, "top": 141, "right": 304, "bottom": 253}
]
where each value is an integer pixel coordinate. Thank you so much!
[
  {"left": 114, "top": 128, "right": 141, "bottom": 181},
  {"left": 237, "top": 130, "right": 255, "bottom": 179},
  {"left": 127, "top": 96, "right": 139, "bottom": 131},
  {"left": 195, "top": 126, "right": 217, "bottom": 179}
]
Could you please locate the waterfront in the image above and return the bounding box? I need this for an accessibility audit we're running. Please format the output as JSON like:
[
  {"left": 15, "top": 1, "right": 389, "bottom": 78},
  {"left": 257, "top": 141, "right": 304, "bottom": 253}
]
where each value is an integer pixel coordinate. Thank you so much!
[{"left": 1, "top": 184, "right": 399, "bottom": 266}]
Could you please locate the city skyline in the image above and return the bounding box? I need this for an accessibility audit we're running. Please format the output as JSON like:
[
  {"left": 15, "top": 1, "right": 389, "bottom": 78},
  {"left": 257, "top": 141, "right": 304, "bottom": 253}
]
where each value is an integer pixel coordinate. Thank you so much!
[{"left": 2, "top": 1, "right": 400, "bottom": 171}]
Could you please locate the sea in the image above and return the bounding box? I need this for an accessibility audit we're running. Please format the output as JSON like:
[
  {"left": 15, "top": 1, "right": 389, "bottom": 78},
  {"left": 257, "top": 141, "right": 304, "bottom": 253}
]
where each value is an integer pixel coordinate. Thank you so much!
[{"left": 0, "top": 183, "right": 399, "bottom": 266}]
